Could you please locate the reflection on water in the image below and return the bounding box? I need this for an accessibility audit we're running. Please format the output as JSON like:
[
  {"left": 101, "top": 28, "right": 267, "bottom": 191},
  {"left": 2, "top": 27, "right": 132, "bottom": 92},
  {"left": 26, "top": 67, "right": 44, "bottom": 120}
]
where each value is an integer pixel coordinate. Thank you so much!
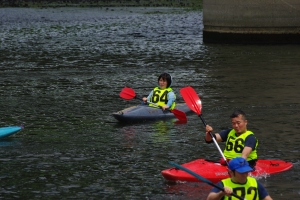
[
  {"left": 164, "top": 182, "right": 212, "bottom": 200},
  {"left": 0, "top": 7, "right": 300, "bottom": 199},
  {"left": 118, "top": 120, "right": 179, "bottom": 149},
  {"left": 0, "top": 138, "right": 21, "bottom": 147}
]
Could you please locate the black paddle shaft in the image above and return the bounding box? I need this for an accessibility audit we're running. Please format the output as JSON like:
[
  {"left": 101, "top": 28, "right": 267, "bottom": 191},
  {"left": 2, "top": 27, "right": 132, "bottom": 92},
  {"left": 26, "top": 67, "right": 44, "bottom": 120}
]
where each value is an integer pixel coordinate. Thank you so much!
[
  {"left": 168, "top": 161, "right": 245, "bottom": 200},
  {"left": 199, "top": 114, "right": 207, "bottom": 126}
]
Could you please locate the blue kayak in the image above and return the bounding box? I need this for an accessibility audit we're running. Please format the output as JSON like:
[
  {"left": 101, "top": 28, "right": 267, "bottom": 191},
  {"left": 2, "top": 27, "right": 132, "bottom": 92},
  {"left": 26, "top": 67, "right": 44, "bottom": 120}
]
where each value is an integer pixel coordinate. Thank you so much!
[
  {"left": 112, "top": 103, "right": 191, "bottom": 123},
  {"left": 0, "top": 126, "right": 23, "bottom": 139}
]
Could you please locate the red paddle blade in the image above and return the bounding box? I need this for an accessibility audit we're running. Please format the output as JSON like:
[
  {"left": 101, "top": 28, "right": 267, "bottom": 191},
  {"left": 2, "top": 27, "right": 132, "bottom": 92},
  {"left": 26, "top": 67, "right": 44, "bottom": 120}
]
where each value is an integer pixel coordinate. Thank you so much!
[
  {"left": 180, "top": 86, "right": 202, "bottom": 115},
  {"left": 119, "top": 87, "right": 136, "bottom": 100},
  {"left": 170, "top": 109, "right": 187, "bottom": 121}
]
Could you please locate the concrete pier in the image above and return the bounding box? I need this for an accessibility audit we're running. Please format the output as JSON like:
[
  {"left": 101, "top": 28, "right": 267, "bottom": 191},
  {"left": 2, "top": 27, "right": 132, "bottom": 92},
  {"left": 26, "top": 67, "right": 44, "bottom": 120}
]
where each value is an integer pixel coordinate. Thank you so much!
[{"left": 203, "top": 0, "right": 300, "bottom": 44}]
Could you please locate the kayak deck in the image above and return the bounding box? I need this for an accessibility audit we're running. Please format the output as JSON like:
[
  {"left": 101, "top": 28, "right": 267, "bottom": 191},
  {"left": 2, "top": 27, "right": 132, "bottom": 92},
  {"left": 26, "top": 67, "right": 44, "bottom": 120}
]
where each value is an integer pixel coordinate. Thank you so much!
[
  {"left": 161, "top": 159, "right": 293, "bottom": 183},
  {"left": 112, "top": 103, "right": 191, "bottom": 123},
  {"left": 0, "top": 126, "right": 23, "bottom": 139}
]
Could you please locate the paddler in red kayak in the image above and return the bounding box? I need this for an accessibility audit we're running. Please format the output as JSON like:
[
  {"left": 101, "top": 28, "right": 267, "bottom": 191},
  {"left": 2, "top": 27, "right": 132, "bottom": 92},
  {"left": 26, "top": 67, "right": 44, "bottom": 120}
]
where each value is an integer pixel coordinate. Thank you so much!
[
  {"left": 142, "top": 73, "right": 176, "bottom": 111},
  {"left": 207, "top": 157, "right": 272, "bottom": 200},
  {"left": 205, "top": 109, "right": 258, "bottom": 169}
]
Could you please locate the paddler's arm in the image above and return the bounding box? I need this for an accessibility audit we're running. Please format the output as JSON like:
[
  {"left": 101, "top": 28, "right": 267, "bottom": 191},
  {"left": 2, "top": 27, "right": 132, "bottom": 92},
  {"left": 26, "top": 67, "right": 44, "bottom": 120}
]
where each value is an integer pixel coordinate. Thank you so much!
[
  {"left": 241, "top": 146, "right": 252, "bottom": 160},
  {"left": 263, "top": 196, "right": 273, "bottom": 200},
  {"left": 207, "top": 185, "right": 232, "bottom": 200},
  {"left": 142, "top": 91, "right": 153, "bottom": 103},
  {"left": 161, "top": 91, "right": 176, "bottom": 110},
  {"left": 242, "top": 134, "right": 257, "bottom": 160}
]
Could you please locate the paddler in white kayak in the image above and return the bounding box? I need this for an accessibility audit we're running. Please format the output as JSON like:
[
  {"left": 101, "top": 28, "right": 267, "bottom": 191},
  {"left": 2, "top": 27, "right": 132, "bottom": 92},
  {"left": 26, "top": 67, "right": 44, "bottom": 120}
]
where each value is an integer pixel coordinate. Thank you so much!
[{"left": 205, "top": 109, "right": 258, "bottom": 169}]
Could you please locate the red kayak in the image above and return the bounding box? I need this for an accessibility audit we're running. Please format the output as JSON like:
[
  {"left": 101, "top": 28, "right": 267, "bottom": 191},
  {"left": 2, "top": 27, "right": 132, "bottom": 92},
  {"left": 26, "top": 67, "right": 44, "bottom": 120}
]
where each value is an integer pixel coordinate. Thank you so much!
[{"left": 161, "top": 159, "right": 293, "bottom": 183}]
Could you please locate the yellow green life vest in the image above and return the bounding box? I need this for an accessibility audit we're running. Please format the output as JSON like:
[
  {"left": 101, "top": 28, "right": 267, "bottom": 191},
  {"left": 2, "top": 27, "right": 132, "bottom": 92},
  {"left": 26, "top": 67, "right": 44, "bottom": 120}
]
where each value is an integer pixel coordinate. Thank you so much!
[
  {"left": 223, "top": 129, "right": 258, "bottom": 161},
  {"left": 149, "top": 87, "right": 176, "bottom": 109},
  {"left": 221, "top": 176, "right": 259, "bottom": 200}
]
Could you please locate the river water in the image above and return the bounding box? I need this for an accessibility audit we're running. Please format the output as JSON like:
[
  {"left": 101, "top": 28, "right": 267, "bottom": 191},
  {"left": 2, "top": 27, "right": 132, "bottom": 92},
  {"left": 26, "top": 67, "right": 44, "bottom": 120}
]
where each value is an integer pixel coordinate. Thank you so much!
[{"left": 0, "top": 7, "right": 299, "bottom": 199}]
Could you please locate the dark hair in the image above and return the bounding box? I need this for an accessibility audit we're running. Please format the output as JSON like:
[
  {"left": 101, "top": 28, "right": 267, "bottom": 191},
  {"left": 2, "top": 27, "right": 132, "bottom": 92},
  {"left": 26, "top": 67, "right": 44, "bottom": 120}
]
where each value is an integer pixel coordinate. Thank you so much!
[
  {"left": 230, "top": 109, "right": 247, "bottom": 120},
  {"left": 158, "top": 73, "right": 172, "bottom": 88}
]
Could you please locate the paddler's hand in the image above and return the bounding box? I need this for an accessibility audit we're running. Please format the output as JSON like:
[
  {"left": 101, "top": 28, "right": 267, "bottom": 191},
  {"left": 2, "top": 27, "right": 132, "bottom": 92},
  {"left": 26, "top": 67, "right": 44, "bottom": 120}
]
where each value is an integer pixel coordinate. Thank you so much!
[
  {"left": 142, "top": 97, "right": 147, "bottom": 103},
  {"left": 161, "top": 105, "right": 169, "bottom": 110},
  {"left": 205, "top": 125, "right": 215, "bottom": 142},
  {"left": 223, "top": 186, "right": 233, "bottom": 197},
  {"left": 205, "top": 125, "right": 213, "bottom": 133}
]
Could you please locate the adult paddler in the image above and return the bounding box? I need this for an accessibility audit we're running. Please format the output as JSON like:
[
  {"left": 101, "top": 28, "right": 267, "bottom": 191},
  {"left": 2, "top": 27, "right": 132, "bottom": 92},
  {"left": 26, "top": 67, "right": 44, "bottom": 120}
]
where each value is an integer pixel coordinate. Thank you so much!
[{"left": 205, "top": 109, "right": 258, "bottom": 169}]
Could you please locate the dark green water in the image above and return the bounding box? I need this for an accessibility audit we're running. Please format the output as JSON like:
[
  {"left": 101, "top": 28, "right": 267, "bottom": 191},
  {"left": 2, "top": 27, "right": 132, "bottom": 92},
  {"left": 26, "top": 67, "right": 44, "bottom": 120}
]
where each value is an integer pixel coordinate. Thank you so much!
[{"left": 0, "top": 7, "right": 299, "bottom": 199}]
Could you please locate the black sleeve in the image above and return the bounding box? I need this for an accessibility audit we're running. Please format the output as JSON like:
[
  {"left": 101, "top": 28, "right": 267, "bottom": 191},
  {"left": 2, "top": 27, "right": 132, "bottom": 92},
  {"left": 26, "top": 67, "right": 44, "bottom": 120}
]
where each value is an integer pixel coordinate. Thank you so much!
[
  {"left": 219, "top": 129, "right": 231, "bottom": 142},
  {"left": 244, "top": 134, "right": 257, "bottom": 150}
]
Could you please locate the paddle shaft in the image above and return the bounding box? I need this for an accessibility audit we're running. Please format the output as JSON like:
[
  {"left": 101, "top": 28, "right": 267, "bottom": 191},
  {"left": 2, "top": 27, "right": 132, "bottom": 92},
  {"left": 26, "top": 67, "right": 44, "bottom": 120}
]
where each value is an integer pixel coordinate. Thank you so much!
[
  {"left": 134, "top": 96, "right": 163, "bottom": 108},
  {"left": 199, "top": 114, "right": 229, "bottom": 166},
  {"left": 179, "top": 86, "right": 228, "bottom": 166},
  {"left": 169, "top": 161, "right": 245, "bottom": 200},
  {"left": 120, "top": 87, "right": 187, "bottom": 121},
  {"left": 124, "top": 89, "right": 176, "bottom": 113},
  {"left": 120, "top": 86, "right": 171, "bottom": 109},
  {"left": 120, "top": 86, "right": 170, "bottom": 109}
]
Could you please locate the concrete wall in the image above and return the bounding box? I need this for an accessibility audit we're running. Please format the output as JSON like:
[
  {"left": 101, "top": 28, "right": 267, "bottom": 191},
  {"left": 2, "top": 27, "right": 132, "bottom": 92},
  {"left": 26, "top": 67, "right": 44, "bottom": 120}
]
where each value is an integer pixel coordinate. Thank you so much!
[{"left": 203, "top": 0, "right": 300, "bottom": 43}]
